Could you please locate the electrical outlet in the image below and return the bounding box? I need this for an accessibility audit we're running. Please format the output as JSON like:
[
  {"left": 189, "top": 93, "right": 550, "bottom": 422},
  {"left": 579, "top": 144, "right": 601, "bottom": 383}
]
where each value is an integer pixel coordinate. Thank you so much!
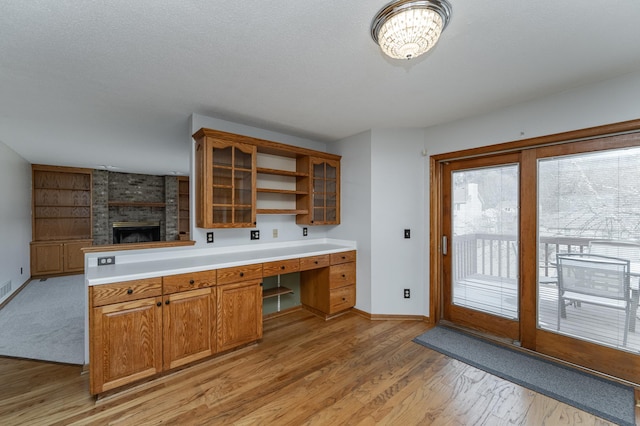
[
  {"left": 404, "top": 289, "right": 410, "bottom": 298},
  {"left": 404, "top": 229, "right": 411, "bottom": 239},
  {"left": 303, "top": 227, "right": 308, "bottom": 237},
  {"left": 250, "top": 230, "right": 260, "bottom": 240},
  {"left": 98, "top": 256, "right": 116, "bottom": 266},
  {"left": 206, "top": 232, "right": 214, "bottom": 243},
  {"left": 272, "top": 229, "right": 278, "bottom": 238}
]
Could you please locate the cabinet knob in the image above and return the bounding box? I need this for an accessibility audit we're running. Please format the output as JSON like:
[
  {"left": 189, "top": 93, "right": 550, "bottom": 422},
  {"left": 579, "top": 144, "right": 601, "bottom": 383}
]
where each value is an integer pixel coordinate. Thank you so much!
[
  {"left": 342, "top": 274, "right": 346, "bottom": 278},
  {"left": 127, "top": 288, "right": 133, "bottom": 295},
  {"left": 157, "top": 302, "right": 162, "bottom": 307},
  {"left": 342, "top": 297, "right": 346, "bottom": 301},
  {"left": 189, "top": 279, "right": 195, "bottom": 285},
  {"left": 165, "top": 300, "right": 170, "bottom": 305},
  {"left": 280, "top": 266, "right": 285, "bottom": 270},
  {"left": 314, "top": 261, "right": 318, "bottom": 264},
  {"left": 240, "top": 272, "right": 244, "bottom": 277}
]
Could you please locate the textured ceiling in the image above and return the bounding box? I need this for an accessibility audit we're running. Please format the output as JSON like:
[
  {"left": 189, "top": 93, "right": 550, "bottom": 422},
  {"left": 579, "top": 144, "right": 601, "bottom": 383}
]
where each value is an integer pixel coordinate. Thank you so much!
[{"left": 1, "top": 1, "right": 640, "bottom": 175}]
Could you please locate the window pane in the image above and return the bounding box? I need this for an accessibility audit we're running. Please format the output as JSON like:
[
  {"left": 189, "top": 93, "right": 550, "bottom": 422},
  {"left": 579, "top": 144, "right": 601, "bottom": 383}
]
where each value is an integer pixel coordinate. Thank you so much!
[
  {"left": 537, "top": 146, "right": 640, "bottom": 352},
  {"left": 452, "top": 165, "right": 519, "bottom": 319}
]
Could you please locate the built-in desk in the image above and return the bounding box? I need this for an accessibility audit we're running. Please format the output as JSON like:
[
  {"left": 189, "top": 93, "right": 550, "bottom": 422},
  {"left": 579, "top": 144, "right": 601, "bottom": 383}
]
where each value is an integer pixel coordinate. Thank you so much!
[{"left": 84, "top": 239, "right": 356, "bottom": 395}]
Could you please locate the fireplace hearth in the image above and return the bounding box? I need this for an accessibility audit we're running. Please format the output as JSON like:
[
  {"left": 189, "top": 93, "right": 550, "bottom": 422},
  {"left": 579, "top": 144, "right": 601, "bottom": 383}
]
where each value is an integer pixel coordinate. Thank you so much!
[{"left": 112, "top": 221, "right": 161, "bottom": 244}]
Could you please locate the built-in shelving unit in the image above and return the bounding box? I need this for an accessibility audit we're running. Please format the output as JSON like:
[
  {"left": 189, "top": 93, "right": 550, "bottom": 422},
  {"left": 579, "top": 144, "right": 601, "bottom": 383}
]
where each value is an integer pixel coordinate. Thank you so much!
[
  {"left": 193, "top": 128, "right": 341, "bottom": 227},
  {"left": 262, "top": 286, "right": 294, "bottom": 299}
]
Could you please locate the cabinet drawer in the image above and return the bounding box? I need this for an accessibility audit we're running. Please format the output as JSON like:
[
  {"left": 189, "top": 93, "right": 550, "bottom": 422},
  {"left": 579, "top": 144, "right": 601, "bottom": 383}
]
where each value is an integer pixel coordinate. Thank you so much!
[
  {"left": 163, "top": 270, "right": 217, "bottom": 294},
  {"left": 329, "top": 263, "right": 356, "bottom": 289},
  {"left": 299, "top": 255, "right": 330, "bottom": 271},
  {"left": 330, "top": 251, "right": 356, "bottom": 265},
  {"left": 263, "top": 258, "right": 300, "bottom": 277},
  {"left": 92, "top": 278, "right": 163, "bottom": 307},
  {"left": 329, "top": 285, "right": 356, "bottom": 314},
  {"left": 217, "top": 263, "right": 263, "bottom": 285}
]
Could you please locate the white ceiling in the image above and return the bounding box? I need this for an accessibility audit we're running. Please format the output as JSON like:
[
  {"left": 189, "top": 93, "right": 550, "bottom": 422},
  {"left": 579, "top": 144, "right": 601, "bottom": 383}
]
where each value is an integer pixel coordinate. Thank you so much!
[{"left": 1, "top": 1, "right": 640, "bottom": 175}]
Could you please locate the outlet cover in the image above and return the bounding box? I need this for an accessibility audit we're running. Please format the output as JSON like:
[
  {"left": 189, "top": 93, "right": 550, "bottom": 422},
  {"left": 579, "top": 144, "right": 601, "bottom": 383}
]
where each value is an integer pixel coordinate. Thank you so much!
[
  {"left": 98, "top": 256, "right": 116, "bottom": 266},
  {"left": 206, "top": 232, "right": 214, "bottom": 243},
  {"left": 251, "top": 230, "right": 260, "bottom": 240},
  {"left": 303, "top": 227, "right": 308, "bottom": 237},
  {"left": 404, "top": 289, "right": 410, "bottom": 298},
  {"left": 404, "top": 229, "right": 411, "bottom": 239}
]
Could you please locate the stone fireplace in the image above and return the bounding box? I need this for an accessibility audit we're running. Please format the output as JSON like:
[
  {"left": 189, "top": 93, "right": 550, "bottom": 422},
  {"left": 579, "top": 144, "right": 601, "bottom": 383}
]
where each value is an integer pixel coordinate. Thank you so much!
[{"left": 92, "top": 170, "right": 180, "bottom": 245}]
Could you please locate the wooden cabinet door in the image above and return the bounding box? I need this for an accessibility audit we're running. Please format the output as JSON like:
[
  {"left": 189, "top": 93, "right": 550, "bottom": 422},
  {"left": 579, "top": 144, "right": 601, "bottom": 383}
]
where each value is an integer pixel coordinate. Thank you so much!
[
  {"left": 195, "top": 137, "right": 257, "bottom": 228},
  {"left": 64, "top": 240, "right": 92, "bottom": 272},
  {"left": 163, "top": 288, "right": 216, "bottom": 370},
  {"left": 310, "top": 158, "right": 340, "bottom": 225},
  {"left": 90, "top": 296, "right": 163, "bottom": 394},
  {"left": 30, "top": 242, "right": 63, "bottom": 276},
  {"left": 217, "top": 280, "right": 263, "bottom": 352}
]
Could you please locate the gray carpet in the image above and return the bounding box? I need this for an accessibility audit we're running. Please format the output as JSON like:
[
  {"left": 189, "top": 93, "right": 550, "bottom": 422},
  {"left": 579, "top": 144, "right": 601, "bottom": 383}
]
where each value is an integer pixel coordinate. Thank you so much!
[
  {"left": 0, "top": 275, "right": 84, "bottom": 365},
  {"left": 414, "top": 326, "right": 635, "bottom": 426}
]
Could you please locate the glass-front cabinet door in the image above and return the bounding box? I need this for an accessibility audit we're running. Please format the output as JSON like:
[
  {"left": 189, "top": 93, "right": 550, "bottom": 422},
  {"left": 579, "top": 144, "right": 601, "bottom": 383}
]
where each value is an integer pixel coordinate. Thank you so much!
[
  {"left": 197, "top": 138, "right": 256, "bottom": 228},
  {"left": 310, "top": 158, "right": 340, "bottom": 225}
]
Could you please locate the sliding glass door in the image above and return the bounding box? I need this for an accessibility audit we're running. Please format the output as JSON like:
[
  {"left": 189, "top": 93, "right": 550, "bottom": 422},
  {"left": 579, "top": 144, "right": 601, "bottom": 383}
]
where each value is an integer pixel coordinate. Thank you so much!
[
  {"left": 442, "top": 154, "right": 520, "bottom": 340},
  {"left": 435, "top": 126, "right": 640, "bottom": 382}
]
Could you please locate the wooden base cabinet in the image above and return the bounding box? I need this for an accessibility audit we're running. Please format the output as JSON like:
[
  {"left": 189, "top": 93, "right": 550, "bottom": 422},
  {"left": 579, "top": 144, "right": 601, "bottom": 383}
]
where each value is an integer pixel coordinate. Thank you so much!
[
  {"left": 301, "top": 251, "right": 356, "bottom": 318},
  {"left": 163, "top": 287, "right": 216, "bottom": 371},
  {"left": 90, "top": 272, "right": 218, "bottom": 395},
  {"left": 217, "top": 279, "right": 263, "bottom": 352},
  {"left": 31, "top": 239, "right": 93, "bottom": 277},
  {"left": 90, "top": 278, "right": 163, "bottom": 394}
]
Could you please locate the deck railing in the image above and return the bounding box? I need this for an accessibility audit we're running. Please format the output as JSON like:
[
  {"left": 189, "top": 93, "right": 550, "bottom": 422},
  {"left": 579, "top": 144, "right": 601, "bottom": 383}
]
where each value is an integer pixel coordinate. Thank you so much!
[{"left": 452, "top": 233, "right": 591, "bottom": 281}]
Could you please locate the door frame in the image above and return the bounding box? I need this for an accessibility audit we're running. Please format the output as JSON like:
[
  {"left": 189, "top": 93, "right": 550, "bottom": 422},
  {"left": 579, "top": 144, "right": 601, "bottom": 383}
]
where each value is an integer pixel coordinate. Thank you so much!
[{"left": 429, "top": 118, "right": 640, "bottom": 383}]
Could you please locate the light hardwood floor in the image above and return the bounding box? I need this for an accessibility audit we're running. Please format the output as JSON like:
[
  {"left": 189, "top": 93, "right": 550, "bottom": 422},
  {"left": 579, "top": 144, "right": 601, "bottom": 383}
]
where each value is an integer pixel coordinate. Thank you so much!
[{"left": 0, "top": 310, "right": 622, "bottom": 425}]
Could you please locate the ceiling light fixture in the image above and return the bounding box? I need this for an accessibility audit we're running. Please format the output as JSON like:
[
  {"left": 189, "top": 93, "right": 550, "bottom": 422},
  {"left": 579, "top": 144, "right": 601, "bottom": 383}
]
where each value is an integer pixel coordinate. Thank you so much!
[{"left": 371, "top": 0, "right": 452, "bottom": 60}]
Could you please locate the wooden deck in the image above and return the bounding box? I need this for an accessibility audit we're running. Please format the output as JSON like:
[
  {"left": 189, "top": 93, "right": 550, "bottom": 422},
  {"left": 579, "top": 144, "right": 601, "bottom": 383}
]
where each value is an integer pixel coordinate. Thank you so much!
[{"left": 454, "top": 274, "right": 640, "bottom": 352}]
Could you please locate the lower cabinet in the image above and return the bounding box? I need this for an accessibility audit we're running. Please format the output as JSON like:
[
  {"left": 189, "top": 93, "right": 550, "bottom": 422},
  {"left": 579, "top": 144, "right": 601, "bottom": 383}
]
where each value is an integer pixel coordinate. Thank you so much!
[
  {"left": 90, "top": 294, "right": 163, "bottom": 394},
  {"left": 217, "top": 279, "right": 263, "bottom": 352},
  {"left": 31, "top": 239, "right": 93, "bottom": 277},
  {"left": 163, "top": 287, "right": 216, "bottom": 370},
  {"left": 300, "top": 250, "right": 356, "bottom": 317}
]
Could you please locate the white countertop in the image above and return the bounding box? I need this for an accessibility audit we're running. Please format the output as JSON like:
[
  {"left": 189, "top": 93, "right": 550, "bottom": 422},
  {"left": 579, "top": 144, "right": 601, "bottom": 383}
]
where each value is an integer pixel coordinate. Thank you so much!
[{"left": 85, "top": 239, "right": 356, "bottom": 286}]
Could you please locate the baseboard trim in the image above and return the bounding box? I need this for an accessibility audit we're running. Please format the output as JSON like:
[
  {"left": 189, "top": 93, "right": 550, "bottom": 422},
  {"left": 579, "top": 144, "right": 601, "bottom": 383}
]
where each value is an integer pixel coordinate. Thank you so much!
[
  {"left": 351, "top": 308, "right": 430, "bottom": 322},
  {"left": 0, "top": 277, "right": 31, "bottom": 311}
]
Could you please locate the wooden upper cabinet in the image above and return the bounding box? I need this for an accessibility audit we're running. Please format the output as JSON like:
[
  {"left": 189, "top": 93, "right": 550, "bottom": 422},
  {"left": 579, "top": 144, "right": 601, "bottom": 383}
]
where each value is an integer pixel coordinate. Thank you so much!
[
  {"left": 296, "top": 157, "right": 341, "bottom": 225},
  {"left": 194, "top": 133, "right": 257, "bottom": 228},
  {"left": 194, "top": 128, "right": 341, "bottom": 227}
]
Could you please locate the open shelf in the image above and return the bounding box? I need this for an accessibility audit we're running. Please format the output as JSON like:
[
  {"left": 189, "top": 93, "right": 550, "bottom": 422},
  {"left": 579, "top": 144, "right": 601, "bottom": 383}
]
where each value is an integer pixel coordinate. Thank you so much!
[
  {"left": 262, "top": 286, "right": 294, "bottom": 299},
  {"left": 257, "top": 209, "right": 309, "bottom": 215},
  {"left": 256, "top": 188, "right": 308, "bottom": 195},
  {"left": 257, "top": 167, "right": 308, "bottom": 177}
]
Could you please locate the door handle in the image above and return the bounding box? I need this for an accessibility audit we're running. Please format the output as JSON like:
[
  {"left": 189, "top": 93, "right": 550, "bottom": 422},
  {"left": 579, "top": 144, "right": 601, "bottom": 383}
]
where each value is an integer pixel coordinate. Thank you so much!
[{"left": 442, "top": 236, "right": 448, "bottom": 256}]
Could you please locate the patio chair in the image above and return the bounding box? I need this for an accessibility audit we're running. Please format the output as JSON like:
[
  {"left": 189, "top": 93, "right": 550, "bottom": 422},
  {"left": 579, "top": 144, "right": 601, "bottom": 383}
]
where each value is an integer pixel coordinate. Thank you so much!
[
  {"left": 556, "top": 253, "right": 631, "bottom": 346},
  {"left": 589, "top": 240, "right": 640, "bottom": 331}
]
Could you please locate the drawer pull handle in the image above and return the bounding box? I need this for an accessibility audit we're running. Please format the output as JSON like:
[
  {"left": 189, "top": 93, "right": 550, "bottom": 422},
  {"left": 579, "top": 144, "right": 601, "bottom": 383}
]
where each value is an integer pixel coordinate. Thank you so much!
[
  {"left": 189, "top": 279, "right": 195, "bottom": 285},
  {"left": 127, "top": 288, "right": 133, "bottom": 295},
  {"left": 342, "top": 256, "right": 346, "bottom": 259},
  {"left": 156, "top": 302, "right": 162, "bottom": 307},
  {"left": 314, "top": 261, "right": 318, "bottom": 264},
  {"left": 240, "top": 272, "right": 244, "bottom": 277}
]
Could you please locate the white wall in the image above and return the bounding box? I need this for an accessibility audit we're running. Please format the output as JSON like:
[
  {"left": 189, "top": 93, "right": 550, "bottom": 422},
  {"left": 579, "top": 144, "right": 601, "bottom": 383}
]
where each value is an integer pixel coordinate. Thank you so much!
[
  {"left": 370, "top": 129, "right": 428, "bottom": 315},
  {"left": 0, "top": 140, "right": 31, "bottom": 304},
  {"left": 420, "top": 70, "right": 640, "bottom": 317},
  {"left": 189, "top": 114, "right": 332, "bottom": 248},
  {"left": 327, "top": 131, "right": 373, "bottom": 313}
]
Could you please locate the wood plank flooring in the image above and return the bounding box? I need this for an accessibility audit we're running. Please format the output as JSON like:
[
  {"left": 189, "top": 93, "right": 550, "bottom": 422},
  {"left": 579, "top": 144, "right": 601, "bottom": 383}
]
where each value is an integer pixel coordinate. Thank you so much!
[{"left": 0, "top": 310, "right": 620, "bottom": 425}]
